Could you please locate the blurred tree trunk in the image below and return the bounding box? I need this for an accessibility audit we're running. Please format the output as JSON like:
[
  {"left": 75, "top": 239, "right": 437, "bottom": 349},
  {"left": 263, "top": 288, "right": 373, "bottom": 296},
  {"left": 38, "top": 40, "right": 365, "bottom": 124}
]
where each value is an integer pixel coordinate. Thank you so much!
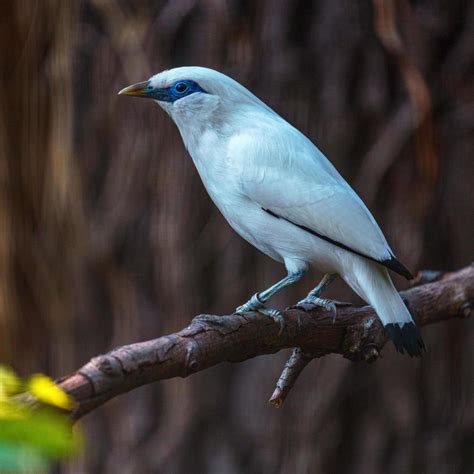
[
  {"left": 0, "top": 0, "right": 83, "bottom": 373},
  {"left": 0, "top": 1, "right": 472, "bottom": 473}
]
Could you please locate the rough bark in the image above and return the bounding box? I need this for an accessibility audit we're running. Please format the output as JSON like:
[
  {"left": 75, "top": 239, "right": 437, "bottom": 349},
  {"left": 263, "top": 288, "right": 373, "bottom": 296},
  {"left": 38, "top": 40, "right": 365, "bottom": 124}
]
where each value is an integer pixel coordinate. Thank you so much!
[{"left": 58, "top": 265, "right": 473, "bottom": 420}]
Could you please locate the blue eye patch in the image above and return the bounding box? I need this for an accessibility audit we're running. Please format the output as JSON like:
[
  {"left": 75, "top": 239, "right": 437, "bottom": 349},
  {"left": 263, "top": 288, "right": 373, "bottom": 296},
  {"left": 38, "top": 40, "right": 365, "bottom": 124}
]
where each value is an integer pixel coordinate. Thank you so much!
[{"left": 145, "top": 80, "right": 207, "bottom": 102}]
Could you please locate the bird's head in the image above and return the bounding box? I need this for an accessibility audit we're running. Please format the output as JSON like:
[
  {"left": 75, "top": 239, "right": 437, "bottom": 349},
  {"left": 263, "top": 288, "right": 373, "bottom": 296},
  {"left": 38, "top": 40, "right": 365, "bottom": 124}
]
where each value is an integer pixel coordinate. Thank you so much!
[{"left": 119, "top": 66, "right": 271, "bottom": 128}]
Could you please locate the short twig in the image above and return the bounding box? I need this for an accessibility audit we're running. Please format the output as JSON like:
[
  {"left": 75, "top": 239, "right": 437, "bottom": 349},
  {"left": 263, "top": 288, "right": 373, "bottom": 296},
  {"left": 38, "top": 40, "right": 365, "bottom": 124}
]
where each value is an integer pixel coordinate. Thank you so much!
[{"left": 268, "top": 348, "right": 314, "bottom": 407}]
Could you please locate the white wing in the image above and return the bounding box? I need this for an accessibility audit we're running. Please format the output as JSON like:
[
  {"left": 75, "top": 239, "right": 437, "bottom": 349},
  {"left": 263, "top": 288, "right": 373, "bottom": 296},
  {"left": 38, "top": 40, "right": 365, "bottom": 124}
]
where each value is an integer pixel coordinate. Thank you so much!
[{"left": 230, "top": 116, "right": 398, "bottom": 267}]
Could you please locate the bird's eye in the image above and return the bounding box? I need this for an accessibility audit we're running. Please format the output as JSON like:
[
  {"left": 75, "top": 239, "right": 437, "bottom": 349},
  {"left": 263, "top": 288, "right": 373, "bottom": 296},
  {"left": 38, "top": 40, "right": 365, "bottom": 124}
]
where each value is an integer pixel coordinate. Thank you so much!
[{"left": 174, "top": 82, "right": 188, "bottom": 94}]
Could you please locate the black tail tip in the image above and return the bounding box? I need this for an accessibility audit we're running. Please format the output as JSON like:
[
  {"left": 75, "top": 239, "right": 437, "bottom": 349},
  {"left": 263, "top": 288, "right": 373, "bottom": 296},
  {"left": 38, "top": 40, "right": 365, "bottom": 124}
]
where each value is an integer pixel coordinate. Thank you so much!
[
  {"left": 382, "top": 256, "right": 414, "bottom": 280},
  {"left": 385, "top": 322, "right": 426, "bottom": 357}
]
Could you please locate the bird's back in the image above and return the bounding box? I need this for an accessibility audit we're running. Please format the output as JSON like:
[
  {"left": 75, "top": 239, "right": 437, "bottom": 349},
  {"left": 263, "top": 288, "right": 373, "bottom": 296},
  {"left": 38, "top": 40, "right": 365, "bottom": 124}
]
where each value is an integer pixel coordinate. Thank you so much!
[{"left": 217, "top": 108, "right": 395, "bottom": 264}]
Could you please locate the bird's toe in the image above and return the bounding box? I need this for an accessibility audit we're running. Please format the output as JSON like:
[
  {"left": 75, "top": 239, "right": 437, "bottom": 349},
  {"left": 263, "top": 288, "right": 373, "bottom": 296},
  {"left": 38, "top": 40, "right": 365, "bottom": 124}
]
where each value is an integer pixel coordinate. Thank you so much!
[
  {"left": 257, "top": 306, "right": 286, "bottom": 335},
  {"left": 236, "top": 298, "right": 286, "bottom": 335},
  {"left": 294, "top": 296, "right": 351, "bottom": 320}
]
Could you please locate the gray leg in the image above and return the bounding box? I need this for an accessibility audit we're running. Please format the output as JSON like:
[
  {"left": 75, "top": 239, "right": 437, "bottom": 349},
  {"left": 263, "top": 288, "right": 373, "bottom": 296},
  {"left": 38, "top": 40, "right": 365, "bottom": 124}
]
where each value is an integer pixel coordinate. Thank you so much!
[
  {"left": 296, "top": 274, "right": 350, "bottom": 320},
  {"left": 236, "top": 271, "right": 304, "bottom": 331}
]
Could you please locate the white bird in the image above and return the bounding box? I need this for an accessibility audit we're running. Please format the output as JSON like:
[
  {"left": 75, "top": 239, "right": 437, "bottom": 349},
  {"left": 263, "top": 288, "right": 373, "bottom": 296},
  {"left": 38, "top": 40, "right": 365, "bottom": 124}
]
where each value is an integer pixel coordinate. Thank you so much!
[{"left": 119, "top": 66, "right": 425, "bottom": 356}]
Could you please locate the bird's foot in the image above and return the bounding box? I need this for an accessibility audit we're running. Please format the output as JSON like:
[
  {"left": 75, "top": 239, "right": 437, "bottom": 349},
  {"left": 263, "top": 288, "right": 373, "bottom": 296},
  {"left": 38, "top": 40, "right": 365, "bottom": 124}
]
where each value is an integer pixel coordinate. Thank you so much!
[
  {"left": 294, "top": 296, "right": 351, "bottom": 322},
  {"left": 236, "top": 293, "right": 286, "bottom": 335},
  {"left": 235, "top": 293, "right": 264, "bottom": 314}
]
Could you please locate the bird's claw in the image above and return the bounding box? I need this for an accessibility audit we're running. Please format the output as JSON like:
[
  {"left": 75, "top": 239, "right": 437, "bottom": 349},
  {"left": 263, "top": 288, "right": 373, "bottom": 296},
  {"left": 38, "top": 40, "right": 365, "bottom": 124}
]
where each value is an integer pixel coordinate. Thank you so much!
[
  {"left": 236, "top": 293, "right": 286, "bottom": 335},
  {"left": 257, "top": 306, "right": 286, "bottom": 335},
  {"left": 295, "top": 296, "right": 351, "bottom": 323}
]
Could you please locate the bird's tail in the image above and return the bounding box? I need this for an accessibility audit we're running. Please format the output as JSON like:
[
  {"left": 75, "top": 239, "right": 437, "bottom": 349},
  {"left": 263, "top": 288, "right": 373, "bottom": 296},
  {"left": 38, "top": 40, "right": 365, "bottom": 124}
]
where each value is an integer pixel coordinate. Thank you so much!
[{"left": 346, "top": 260, "right": 425, "bottom": 357}]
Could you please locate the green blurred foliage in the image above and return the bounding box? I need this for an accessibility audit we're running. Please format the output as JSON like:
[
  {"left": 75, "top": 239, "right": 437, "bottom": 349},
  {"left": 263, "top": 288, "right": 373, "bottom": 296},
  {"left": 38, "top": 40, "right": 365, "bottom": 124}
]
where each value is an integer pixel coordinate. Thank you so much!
[{"left": 0, "top": 366, "right": 81, "bottom": 473}]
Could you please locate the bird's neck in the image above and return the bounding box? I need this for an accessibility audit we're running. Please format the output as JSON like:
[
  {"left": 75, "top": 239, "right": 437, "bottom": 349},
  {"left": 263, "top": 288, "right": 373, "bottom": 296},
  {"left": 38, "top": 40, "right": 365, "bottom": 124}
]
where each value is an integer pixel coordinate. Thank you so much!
[{"left": 171, "top": 100, "right": 230, "bottom": 155}]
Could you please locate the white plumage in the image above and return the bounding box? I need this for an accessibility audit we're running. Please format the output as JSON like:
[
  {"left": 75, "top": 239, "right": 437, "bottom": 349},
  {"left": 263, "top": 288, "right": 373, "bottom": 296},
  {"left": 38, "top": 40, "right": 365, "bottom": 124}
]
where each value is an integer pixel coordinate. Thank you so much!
[{"left": 119, "top": 66, "right": 425, "bottom": 356}]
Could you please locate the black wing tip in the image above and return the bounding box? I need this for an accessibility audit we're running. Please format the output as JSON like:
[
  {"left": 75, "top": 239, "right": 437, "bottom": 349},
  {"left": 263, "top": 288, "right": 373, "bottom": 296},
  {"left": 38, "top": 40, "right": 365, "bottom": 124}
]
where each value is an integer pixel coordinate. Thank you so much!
[
  {"left": 385, "top": 322, "right": 426, "bottom": 357},
  {"left": 382, "top": 257, "right": 414, "bottom": 280}
]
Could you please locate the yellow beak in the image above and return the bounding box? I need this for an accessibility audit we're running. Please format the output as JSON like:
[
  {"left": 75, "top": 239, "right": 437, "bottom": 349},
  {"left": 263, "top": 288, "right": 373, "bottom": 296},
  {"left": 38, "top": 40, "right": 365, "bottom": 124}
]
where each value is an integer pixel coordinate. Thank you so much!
[{"left": 118, "top": 81, "right": 149, "bottom": 97}]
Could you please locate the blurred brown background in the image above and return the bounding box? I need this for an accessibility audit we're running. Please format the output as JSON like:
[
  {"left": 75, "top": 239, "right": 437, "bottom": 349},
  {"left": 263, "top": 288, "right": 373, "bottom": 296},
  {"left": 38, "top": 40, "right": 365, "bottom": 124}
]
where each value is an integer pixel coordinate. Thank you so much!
[{"left": 0, "top": 0, "right": 473, "bottom": 473}]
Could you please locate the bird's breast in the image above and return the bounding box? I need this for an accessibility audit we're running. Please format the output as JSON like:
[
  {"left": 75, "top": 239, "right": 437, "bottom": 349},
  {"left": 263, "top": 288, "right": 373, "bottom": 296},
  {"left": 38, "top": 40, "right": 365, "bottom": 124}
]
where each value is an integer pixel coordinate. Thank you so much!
[{"left": 188, "top": 130, "right": 244, "bottom": 195}]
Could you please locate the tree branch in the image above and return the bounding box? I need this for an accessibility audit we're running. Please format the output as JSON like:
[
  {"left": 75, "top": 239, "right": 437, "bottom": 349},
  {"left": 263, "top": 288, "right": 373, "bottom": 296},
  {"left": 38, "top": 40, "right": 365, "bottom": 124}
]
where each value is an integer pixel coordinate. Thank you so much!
[{"left": 58, "top": 265, "right": 473, "bottom": 420}]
